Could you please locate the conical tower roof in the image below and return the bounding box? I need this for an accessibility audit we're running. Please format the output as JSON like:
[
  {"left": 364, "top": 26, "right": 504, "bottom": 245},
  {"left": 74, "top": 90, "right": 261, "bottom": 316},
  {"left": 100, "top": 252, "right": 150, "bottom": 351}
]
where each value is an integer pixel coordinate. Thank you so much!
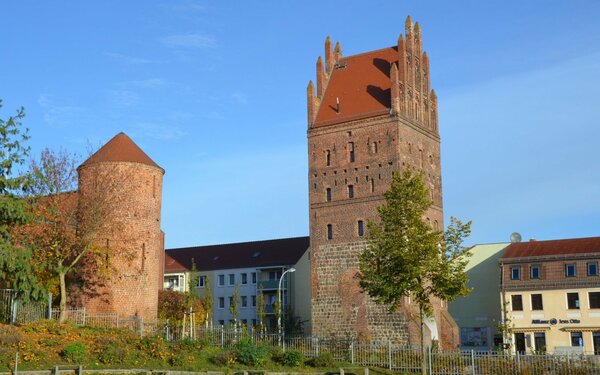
[{"left": 79, "top": 132, "right": 163, "bottom": 172}]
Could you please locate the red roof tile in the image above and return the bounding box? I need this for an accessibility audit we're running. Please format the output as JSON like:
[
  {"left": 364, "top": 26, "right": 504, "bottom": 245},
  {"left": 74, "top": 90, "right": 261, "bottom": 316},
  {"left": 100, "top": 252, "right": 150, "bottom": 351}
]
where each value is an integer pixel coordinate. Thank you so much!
[
  {"left": 165, "top": 236, "right": 310, "bottom": 273},
  {"left": 314, "top": 47, "right": 397, "bottom": 127},
  {"left": 79, "top": 132, "right": 162, "bottom": 171},
  {"left": 501, "top": 236, "right": 600, "bottom": 259}
]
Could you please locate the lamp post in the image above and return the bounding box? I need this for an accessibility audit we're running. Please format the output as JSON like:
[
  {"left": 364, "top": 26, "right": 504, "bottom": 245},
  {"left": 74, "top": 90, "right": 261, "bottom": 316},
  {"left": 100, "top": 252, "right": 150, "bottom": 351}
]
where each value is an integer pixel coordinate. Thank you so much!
[{"left": 278, "top": 267, "right": 296, "bottom": 347}]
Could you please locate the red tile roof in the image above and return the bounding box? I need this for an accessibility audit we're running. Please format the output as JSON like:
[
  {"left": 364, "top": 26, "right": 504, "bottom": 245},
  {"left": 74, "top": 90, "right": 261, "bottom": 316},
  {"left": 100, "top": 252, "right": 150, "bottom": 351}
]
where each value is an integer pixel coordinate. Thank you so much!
[
  {"left": 501, "top": 236, "right": 600, "bottom": 259},
  {"left": 314, "top": 47, "right": 397, "bottom": 127},
  {"left": 165, "top": 236, "right": 310, "bottom": 273},
  {"left": 79, "top": 132, "right": 162, "bottom": 171}
]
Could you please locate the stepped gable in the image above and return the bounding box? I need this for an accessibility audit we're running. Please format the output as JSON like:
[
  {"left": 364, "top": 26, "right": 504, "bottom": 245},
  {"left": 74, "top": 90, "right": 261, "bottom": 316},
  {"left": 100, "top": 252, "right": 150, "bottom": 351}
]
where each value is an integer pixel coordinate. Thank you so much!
[
  {"left": 165, "top": 236, "right": 310, "bottom": 272},
  {"left": 314, "top": 47, "right": 397, "bottom": 127},
  {"left": 79, "top": 132, "right": 163, "bottom": 171},
  {"left": 502, "top": 236, "right": 600, "bottom": 259}
]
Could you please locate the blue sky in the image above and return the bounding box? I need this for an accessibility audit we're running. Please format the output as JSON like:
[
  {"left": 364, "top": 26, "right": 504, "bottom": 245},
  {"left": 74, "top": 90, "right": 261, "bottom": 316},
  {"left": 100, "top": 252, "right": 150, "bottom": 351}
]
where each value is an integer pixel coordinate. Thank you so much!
[{"left": 2, "top": 1, "right": 599, "bottom": 248}]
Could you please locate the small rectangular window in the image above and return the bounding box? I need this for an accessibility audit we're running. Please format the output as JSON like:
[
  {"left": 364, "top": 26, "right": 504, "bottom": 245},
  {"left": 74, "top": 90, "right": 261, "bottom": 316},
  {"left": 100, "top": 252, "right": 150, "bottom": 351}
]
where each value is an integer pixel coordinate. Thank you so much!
[
  {"left": 241, "top": 273, "right": 248, "bottom": 285},
  {"left": 229, "top": 296, "right": 233, "bottom": 306},
  {"left": 530, "top": 265, "right": 541, "bottom": 279},
  {"left": 252, "top": 295, "right": 256, "bottom": 307},
  {"left": 348, "top": 185, "right": 354, "bottom": 198},
  {"left": 241, "top": 296, "right": 248, "bottom": 308},
  {"left": 358, "top": 220, "right": 364, "bottom": 237},
  {"left": 348, "top": 142, "right": 355, "bottom": 162},
  {"left": 252, "top": 319, "right": 257, "bottom": 326},
  {"left": 229, "top": 273, "right": 235, "bottom": 285},
  {"left": 531, "top": 294, "right": 543, "bottom": 310},
  {"left": 511, "top": 295, "right": 523, "bottom": 311},
  {"left": 326, "top": 188, "right": 332, "bottom": 202},
  {"left": 510, "top": 266, "right": 521, "bottom": 280},
  {"left": 567, "top": 292, "right": 580, "bottom": 309},
  {"left": 370, "top": 179, "right": 375, "bottom": 193},
  {"left": 252, "top": 272, "right": 257, "bottom": 284},
  {"left": 218, "top": 320, "right": 224, "bottom": 326},
  {"left": 327, "top": 224, "right": 333, "bottom": 240},
  {"left": 197, "top": 275, "right": 206, "bottom": 288},
  {"left": 588, "top": 262, "right": 598, "bottom": 276},
  {"left": 218, "top": 274, "right": 225, "bottom": 286},
  {"left": 571, "top": 332, "right": 583, "bottom": 347},
  {"left": 589, "top": 292, "right": 600, "bottom": 309},
  {"left": 565, "top": 264, "right": 576, "bottom": 277},
  {"left": 326, "top": 150, "right": 331, "bottom": 166},
  {"left": 218, "top": 297, "right": 224, "bottom": 309}
]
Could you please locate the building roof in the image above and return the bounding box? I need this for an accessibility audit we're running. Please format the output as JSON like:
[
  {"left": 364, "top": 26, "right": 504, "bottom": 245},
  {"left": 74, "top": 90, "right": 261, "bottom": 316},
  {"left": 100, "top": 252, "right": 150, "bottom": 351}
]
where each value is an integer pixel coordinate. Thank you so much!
[
  {"left": 314, "top": 47, "right": 397, "bottom": 127},
  {"left": 165, "top": 236, "right": 310, "bottom": 273},
  {"left": 500, "top": 236, "right": 600, "bottom": 259},
  {"left": 79, "top": 132, "right": 162, "bottom": 171}
]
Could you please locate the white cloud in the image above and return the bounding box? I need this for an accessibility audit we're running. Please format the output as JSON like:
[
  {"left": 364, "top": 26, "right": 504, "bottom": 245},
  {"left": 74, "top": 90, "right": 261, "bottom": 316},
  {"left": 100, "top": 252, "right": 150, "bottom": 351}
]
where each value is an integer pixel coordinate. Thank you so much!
[{"left": 160, "top": 33, "right": 215, "bottom": 49}]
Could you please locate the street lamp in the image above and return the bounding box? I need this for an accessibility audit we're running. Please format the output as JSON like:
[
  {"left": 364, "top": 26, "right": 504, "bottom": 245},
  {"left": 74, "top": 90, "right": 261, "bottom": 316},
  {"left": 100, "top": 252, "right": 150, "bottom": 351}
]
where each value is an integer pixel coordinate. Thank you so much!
[{"left": 277, "top": 267, "right": 296, "bottom": 346}]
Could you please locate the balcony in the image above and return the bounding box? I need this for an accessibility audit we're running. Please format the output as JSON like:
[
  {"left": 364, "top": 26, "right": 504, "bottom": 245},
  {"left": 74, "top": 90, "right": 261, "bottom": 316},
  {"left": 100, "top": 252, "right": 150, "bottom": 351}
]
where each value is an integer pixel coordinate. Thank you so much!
[{"left": 258, "top": 279, "right": 288, "bottom": 290}]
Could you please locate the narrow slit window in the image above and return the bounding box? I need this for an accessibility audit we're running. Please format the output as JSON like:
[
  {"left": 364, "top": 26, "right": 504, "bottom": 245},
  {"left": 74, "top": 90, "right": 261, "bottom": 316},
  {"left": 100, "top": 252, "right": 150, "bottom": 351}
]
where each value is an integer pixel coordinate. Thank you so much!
[
  {"left": 326, "top": 188, "right": 332, "bottom": 202},
  {"left": 327, "top": 224, "right": 333, "bottom": 240},
  {"left": 348, "top": 185, "right": 354, "bottom": 198},
  {"left": 358, "top": 220, "right": 364, "bottom": 237},
  {"left": 348, "top": 142, "right": 355, "bottom": 162},
  {"left": 326, "top": 150, "right": 331, "bottom": 166}
]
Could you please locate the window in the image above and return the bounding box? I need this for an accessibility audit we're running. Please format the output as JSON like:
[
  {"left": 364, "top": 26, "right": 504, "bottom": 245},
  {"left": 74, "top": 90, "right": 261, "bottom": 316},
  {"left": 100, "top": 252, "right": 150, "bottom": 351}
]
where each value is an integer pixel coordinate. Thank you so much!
[
  {"left": 218, "top": 297, "right": 225, "bottom": 309},
  {"left": 589, "top": 292, "right": 600, "bottom": 309},
  {"left": 218, "top": 274, "right": 225, "bottom": 286},
  {"left": 358, "top": 220, "right": 364, "bottom": 237},
  {"left": 511, "top": 295, "right": 523, "bottom": 311},
  {"left": 197, "top": 275, "right": 206, "bottom": 288},
  {"left": 588, "top": 262, "right": 599, "bottom": 276},
  {"left": 370, "top": 179, "right": 375, "bottom": 193},
  {"left": 534, "top": 332, "right": 546, "bottom": 353},
  {"left": 269, "top": 271, "right": 277, "bottom": 280},
  {"left": 242, "top": 319, "right": 247, "bottom": 325},
  {"left": 327, "top": 224, "right": 333, "bottom": 240},
  {"left": 229, "top": 296, "right": 233, "bottom": 306},
  {"left": 218, "top": 320, "right": 224, "bottom": 326},
  {"left": 241, "top": 273, "right": 248, "bottom": 285},
  {"left": 567, "top": 292, "right": 580, "bottom": 309},
  {"left": 252, "top": 319, "right": 257, "bottom": 327},
  {"left": 229, "top": 274, "right": 235, "bottom": 285},
  {"left": 241, "top": 296, "right": 247, "bottom": 308},
  {"left": 565, "top": 264, "right": 577, "bottom": 277},
  {"left": 571, "top": 332, "right": 583, "bottom": 347},
  {"left": 348, "top": 185, "right": 354, "bottom": 198},
  {"left": 510, "top": 266, "right": 521, "bottom": 280},
  {"left": 252, "top": 295, "right": 256, "bottom": 307},
  {"left": 530, "top": 265, "right": 541, "bottom": 279},
  {"left": 326, "top": 150, "right": 331, "bottom": 166},
  {"left": 531, "top": 294, "right": 543, "bottom": 310},
  {"left": 326, "top": 188, "right": 332, "bottom": 202},
  {"left": 348, "top": 142, "right": 355, "bottom": 162},
  {"left": 252, "top": 272, "right": 257, "bottom": 284}
]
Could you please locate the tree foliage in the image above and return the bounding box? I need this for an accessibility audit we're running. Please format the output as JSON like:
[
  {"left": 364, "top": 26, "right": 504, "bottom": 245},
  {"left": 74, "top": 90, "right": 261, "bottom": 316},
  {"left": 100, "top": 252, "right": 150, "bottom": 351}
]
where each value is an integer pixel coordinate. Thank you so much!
[{"left": 158, "top": 289, "right": 205, "bottom": 323}]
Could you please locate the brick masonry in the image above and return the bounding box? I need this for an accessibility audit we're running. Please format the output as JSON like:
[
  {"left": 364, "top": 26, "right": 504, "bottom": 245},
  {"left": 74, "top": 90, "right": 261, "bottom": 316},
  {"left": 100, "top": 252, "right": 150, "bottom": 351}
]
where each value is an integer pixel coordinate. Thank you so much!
[{"left": 308, "top": 18, "right": 458, "bottom": 347}]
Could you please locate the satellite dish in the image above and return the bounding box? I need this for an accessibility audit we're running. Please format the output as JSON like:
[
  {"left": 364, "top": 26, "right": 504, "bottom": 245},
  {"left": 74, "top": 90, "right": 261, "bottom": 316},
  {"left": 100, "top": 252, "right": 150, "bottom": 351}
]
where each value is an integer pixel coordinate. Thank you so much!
[{"left": 510, "top": 232, "right": 522, "bottom": 243}]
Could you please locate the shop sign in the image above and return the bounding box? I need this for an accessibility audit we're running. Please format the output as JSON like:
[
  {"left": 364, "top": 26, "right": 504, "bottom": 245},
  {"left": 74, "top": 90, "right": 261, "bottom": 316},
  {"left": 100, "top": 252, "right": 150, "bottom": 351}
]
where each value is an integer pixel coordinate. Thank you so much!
[{"left": 531, "top": 318, "right": 580, "bottom": 325}]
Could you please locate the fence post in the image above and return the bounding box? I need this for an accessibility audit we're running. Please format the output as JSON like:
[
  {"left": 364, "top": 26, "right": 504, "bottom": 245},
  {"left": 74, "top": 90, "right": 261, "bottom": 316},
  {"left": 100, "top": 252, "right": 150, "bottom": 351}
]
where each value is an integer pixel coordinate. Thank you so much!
[
  {"left": 516, "top": 352, "right": 520, "bottom": 372},
  {"left": 428, "top": 345, "right": 433, "bottom": 375},
  {"left": 471, "top": 349, "right": 476, "bottom": 375},
  {"left": 11, "top": 296, "right": 17, "bottom": 324},
  {"left": 47, "top": 292, "right": 52, "bottom": 319},
  {"left": 388, "top": 339, "right": 392, "bottom": 371},
  {"left": 350, "top": 339, "right": 354, "bottom": 364},
  {"left": 221, "top": 326, "right": 224, "bottom": 348},
  {"left": 139, "top": 317, "right": 144, "bottom": 337},
  {"left": 316, "top": 336, "right": 319, "bottom": 357}
]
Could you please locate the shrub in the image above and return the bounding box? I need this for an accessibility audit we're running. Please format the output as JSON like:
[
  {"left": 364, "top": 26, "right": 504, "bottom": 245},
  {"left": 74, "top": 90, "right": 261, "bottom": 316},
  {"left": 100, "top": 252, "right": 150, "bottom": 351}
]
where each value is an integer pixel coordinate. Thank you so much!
[
  {"left": 61, "top": 341, "right": 86, "bottom": 363},
  {"left": 212, "top": 350, "right": 236, "bottom": 366},
  {"left": 98, "top": 343, "right": 127, "bottom": 365},
  {"left": 310, "top": 352, "right": 334, "bottom": 368},
  {"left": 277, "top": 350, "right": 303, "bottom": 367},
  {"left": 233, "top": 338, "right": 269, "bottom": 366}
]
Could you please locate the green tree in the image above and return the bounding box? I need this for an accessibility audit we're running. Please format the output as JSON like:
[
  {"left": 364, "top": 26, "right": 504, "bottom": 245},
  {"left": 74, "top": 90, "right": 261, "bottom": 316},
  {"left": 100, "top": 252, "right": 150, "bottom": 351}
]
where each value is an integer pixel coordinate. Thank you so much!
[
  {"left": 229, "top": 282, "right": 240, "bottom": 328},
  {"left": 256, "top": 288, "right": 266, "bottom": 333},
  {"left": 0, "top": 100, "right": 42, "bottom": 298},
  {"left": 204, "top": 275, "right": 213, "bottom": 327},
  {"left": 358, "top": 169, "right": 471, "bottom": 374}
]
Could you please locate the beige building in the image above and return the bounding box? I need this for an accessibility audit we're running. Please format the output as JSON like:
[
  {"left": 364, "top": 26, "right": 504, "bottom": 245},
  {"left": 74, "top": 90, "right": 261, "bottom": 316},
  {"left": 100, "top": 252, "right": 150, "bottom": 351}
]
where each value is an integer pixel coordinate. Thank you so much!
[
  {"left": 500, "top": 237, "right": 600, "bottom": 354},
  {"left": 449, "top": 243, "right": 510, "bottom": 351}
]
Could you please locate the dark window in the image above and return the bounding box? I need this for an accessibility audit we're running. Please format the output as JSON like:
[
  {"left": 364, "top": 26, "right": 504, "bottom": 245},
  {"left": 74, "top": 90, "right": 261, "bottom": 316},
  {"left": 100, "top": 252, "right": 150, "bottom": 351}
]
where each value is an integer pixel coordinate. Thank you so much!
[
  {"left": 511, "top": 266, "right": 521, "bottom": 280},
  {"left": 588, "top": 262, "right": 599, "bottom": 276},
  {"left": 218, "top": 274, "right": 225, "bottom": 286},
  {"left": 229, "top": 296, "right": 233, "bottom": 306},
  {"left": 241, "top": 273, "right": 247, "bottom": 285},
  {"left": 530, "top": 265, "right": 541, "bottom": 279},
  {"left": 589, "top": 292, "right": 600, "bottom": 309},
  {"left": 571, "top": 332, "right": 583, "bottom": 347},
  {"left": 326, "top": 188, "right": 332, "bottom": 202},
  {"left": 531, "top": 294, "right": 543, "bottom": 310},
  {"left": 567, "top": 292, "right": 580, "bottom": 309},
  {"left": 218, "top": 320, "right": 224, "bottom": 326},
  {"left": 565, "top": 264, "right": 577, "bottom": 277},
  {"left": 197, "top": 275, "right": 206, "bottom": 288},
  {"left": 242, "top": 319, "right": 247, "bottom": 325},
  {"left": 218, "top": 297, "right": 224, "bottom": 309},
  {"left": 327, "top": 224, "right": 333, "bottom": 240},
  {"left": 370, "top": 179, "right": 375, "bottom": 192},
  {"left": 348, "top": 142, "right": 355, "bottom": 162},
  {"left": 348, "top": 185, "right": 354, "bottom": 198},
  {"left": 534, "top": 332, "right": 546, "bottom": 353},
  {"left": 252, "top": 295, "right": 256, "bottom": 307},
  {"left": 358, "top": 220, "right": 364, "bottom": 237},
  {"left": 241, "top": 296, "right": 247, "bottom": 308},
  {"left": 511, "top": 295, "right": 523, "bottom": 311},
  {"left": 229, "top": 274, "right": 235, "bottom": 285},
  {"left": 252, "top": 272, "right": 257, "bottom": 284},
  {"left": 326, "top": 150, "right": 331, "bottom": 166}
]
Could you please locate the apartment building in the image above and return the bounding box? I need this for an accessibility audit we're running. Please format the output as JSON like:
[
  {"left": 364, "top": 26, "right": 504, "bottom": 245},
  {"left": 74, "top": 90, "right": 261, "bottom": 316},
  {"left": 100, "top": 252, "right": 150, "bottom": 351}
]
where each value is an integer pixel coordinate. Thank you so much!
[
  {"left": 163, "top": 236, "right": 311, "bottom": 333},
  {"left": 499, "top": 237, "right": 600, "bottom": 354}
]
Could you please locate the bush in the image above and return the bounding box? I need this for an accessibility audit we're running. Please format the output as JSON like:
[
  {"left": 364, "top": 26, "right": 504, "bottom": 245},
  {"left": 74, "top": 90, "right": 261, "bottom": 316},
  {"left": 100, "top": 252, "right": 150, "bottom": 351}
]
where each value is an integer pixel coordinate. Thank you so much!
[
  {"left": 276, "top": 350, "right": 303, "bottom": 367},
  {"left": 97, "top": 343, "right": 127, "bottom": 365},
  {"left": 212, "top": 350, "right": 236, "bottom": 366},
  {"left": 310, "top": 352, "right": 334, "bottom": 368},
  {"left": 61, "top": 341, "right": 86, "bottom": 363},
  {"left": 233, "top": 338, "right": 269, "bottom": 366}
]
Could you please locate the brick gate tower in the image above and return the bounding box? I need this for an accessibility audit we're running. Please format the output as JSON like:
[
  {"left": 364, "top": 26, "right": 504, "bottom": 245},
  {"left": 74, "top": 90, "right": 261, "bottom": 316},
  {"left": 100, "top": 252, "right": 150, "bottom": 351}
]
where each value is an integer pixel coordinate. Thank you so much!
[
  {"left": 77, "top": 133, "right": 164, "bottom": 321},
  {"left": 307, "top": 17, "right": 457, "bottom": 346}
]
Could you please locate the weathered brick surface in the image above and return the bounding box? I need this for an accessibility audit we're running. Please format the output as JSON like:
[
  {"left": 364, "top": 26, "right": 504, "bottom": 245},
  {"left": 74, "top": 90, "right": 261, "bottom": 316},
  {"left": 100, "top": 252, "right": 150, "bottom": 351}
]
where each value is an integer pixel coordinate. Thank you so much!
[{"left": 77, "top": 162, "right": 164, "bottom": 321}]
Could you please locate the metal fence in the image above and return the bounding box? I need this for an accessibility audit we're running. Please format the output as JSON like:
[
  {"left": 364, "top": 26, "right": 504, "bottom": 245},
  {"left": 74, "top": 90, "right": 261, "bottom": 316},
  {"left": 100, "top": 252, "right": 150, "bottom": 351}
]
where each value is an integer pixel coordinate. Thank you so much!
[{"left": 0, "top": 289, "right": 51, "bottom": 324}]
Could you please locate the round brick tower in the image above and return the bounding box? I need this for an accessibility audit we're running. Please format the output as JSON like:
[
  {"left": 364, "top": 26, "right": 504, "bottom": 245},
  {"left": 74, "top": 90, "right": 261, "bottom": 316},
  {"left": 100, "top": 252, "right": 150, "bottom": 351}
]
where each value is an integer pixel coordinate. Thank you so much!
[{"left": 77, "top": 132, "right": 164, "bottom": 321}]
